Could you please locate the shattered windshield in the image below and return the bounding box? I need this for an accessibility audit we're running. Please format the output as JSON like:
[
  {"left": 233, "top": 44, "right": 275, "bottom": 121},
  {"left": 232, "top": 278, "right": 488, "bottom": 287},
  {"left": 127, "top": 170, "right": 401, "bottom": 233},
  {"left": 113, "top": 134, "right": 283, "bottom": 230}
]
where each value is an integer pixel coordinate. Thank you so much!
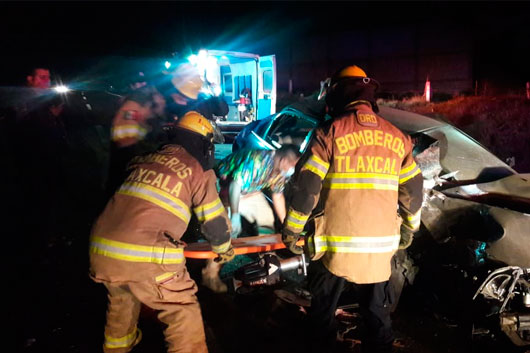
[
  {"left": 265, "top": 111, "right": 318, "bottom": 148},
  {"left": 412, "top": 125, "right": 515, "bottom": 187}
]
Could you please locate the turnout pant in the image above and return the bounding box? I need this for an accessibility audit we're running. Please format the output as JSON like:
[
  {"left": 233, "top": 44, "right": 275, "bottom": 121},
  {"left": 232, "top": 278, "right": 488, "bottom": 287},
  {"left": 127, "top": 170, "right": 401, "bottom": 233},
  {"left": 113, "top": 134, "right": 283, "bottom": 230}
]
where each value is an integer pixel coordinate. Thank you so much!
[
  {"left": 102, "top": 268, "right": 207, "bottom": 353},
  {"left": 306, "top": 260, "right": 394, "bottom": 353}
]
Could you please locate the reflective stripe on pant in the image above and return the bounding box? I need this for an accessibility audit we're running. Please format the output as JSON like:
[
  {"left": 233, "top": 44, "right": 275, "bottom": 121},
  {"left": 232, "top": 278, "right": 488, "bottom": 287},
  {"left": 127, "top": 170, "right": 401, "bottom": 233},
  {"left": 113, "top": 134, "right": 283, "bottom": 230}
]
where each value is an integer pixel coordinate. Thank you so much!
[
  {"left": 103, "top": 283, "right": 141, "bottom": 353},
  {"left": 102, "top": 267, "right": 207, "bottom": 353},
  {"left": 306, "top": 260, "right": 394, "bottom": 353}
]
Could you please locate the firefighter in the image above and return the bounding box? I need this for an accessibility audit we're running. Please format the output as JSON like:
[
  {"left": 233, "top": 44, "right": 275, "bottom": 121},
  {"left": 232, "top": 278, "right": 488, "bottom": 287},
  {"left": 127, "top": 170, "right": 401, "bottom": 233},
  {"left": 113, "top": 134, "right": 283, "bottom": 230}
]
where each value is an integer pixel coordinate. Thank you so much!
[
  {"left": 199, "top": 145, "right": 301, "bottom": 293},
  {"left": 107, "top": 62, "right": 226, "bottom": 197},
  {"left": 282, "top": 65, "right": 423, "bottom": 353},
  {"left": 157, "top": 62, "right": 228, "bottom": 143},
  {"left": 89, "top": 111, "right": 235, "bottom": 353},
  {"left": 106, "top": 83, "right": 170, "bottom": 198}
]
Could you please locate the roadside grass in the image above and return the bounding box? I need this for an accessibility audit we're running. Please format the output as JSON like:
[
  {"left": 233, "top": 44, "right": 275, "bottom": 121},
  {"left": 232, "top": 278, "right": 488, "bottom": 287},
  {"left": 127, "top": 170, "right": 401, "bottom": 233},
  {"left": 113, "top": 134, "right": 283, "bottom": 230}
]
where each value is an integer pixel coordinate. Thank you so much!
[{"left": 379, "top": 95, "right": 530, "bottom": 173}]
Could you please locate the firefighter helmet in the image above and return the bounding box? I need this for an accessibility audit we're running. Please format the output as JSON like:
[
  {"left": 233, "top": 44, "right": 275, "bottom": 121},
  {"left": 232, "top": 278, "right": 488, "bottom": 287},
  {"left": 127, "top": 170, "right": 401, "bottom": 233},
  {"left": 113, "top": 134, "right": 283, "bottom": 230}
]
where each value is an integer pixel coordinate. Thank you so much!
[
  {"left": 170, "top": 63, "right": 203, "bottom": 100},
  {"left": 325, "top": 65, "right": 380, "bottom": 115},
  {"left": 332, "top": 65, "right": 368, "bottom": 81},
  {"left": 176, "top": 111, "right": 214, "bottom": 139}
]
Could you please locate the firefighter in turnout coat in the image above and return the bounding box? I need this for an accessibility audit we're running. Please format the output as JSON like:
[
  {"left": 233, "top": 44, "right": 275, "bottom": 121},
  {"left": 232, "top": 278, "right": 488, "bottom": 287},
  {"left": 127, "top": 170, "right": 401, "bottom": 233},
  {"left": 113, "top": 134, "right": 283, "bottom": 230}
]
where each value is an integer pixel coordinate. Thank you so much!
[
  {"left": 282, "top": 66, "right": 423, "bottom": 353},
  {"left": 90, "top": 111, "right": 234, "bottom": 353}
]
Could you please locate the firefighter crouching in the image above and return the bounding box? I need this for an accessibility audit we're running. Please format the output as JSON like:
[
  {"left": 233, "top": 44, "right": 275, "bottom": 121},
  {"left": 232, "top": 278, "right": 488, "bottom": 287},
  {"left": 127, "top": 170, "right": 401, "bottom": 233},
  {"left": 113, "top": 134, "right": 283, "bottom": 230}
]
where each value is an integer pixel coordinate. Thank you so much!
[
  {"left": 89, "top": 111, "right": 235, "bottom": 353},
  {"left": 282, "top": 65, "right": 423, "bottom": 353}
]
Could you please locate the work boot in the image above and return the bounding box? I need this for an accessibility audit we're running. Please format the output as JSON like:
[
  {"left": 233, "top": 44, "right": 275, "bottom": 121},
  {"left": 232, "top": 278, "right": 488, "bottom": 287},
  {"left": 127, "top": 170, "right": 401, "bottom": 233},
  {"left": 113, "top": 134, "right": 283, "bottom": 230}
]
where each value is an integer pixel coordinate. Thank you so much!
[{"left": 201, "top": 259, "right": 227, "bottom": 293}]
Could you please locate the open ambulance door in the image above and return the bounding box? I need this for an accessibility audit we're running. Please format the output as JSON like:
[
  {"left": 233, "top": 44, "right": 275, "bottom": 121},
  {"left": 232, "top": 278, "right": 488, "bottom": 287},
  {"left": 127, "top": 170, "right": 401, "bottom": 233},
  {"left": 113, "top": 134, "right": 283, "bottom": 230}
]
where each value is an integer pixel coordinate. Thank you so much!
[{"left": 257, "top": 55, "right": 276, "bottom": 120}]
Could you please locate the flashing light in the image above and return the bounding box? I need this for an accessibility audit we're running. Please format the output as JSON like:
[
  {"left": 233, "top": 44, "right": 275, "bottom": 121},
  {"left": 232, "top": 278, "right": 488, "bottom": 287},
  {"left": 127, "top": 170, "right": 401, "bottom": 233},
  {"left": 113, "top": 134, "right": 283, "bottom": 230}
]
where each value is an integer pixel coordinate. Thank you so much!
[
  {"left": 205, "top": 56, "right": 219, "bottom": 84},
  {"left": 198, "top": 49, "right": 208, "bottom": 59},
  {"left": 54, "top": 85, "right": 70, "bottom": 93},
  {"left": 188, "top": 49, "right": 220, "bottom": 87},
  {"left": 187, "top": 54, "right": 198, "bottom": 65},
  {"left": 164, "top": 61, "right": 172, "bottom": 69}
]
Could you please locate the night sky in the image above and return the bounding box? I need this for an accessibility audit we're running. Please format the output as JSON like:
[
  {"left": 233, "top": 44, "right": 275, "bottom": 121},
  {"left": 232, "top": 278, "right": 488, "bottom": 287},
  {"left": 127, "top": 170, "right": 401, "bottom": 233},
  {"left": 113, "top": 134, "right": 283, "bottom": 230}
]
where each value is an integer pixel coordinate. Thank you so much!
[{"left": 2, "top": 1, "right": 529, "bottom": 87}]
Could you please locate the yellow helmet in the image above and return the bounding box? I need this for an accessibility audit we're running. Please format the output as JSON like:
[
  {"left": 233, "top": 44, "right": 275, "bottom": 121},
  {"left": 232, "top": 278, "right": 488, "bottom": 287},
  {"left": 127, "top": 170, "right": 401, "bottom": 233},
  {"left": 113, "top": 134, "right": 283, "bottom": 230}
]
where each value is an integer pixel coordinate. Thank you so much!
[
  {"left": 319, "top": 65, "right": 373, "bottom": 100},
  {"left": 333, "top": 65, "right": 367, "bottom": 81},
  {"left": 170, "top": 63, "right": 203, "bottom": 100},
  {"left": 325, "top": 65, "right": 380, "bottom": 115},
  {"left": 176, "top": 111, "right": 214, "bottom": 139}
]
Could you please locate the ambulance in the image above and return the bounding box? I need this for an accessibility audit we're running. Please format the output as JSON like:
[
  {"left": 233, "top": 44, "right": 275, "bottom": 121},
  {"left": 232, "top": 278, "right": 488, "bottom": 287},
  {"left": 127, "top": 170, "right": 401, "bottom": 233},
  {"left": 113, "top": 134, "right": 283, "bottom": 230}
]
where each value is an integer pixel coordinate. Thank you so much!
[{"left": 184, "top": 49, "right": 277, "bottom": 129}]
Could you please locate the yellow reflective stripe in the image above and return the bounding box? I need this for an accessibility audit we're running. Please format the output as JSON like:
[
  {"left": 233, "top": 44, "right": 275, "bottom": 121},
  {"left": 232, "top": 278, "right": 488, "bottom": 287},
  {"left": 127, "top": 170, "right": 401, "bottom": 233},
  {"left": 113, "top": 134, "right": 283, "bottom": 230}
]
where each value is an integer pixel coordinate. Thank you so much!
[
  {"left": 211, "top": 240, "right": 231, "bottom": 254},
  {"left": 286, "top": 209, "right": 309, "bottom": 231},
  {"left": 399, "top": 161, "right": 421, "bottom": 184},
  {"left": 286, "top": 220, "right": 305, "bottom": 231},
  {"left": 310, "top": 155, "right": 330, "bottom": 169},
  {"left": 400, "top": 162, "right": 417, "bottom": 175},
  {"left": 111, "top": 124, "right": 147, "bottom": 141},
  {"left": 104, "top": 327, "right": 138, "bottom": 348},
  {"left": 313, "top": 234, "right": 400, "bottom": 254},
  {"left": 194, "top": 198, "right": 225, "bottom": 222},
  {"left": 324, "top": 172, "right": 399, "bottom": 191},
  {"left": 90, "top": 236, "right": 184, "bottom": 264},
  {"left": 403, "top": 211, "right": 421, "bottom": 230},
  {"left": 399, "top": 167, "right": 421, "bottom": 184},
  {"left": 326, "top": 172, "right": 399, "bottom": 181},
  {"left": 155, "top": 272, "right": 177, "bottom": 283},
  {"left": 323, "top": 182, "right": 398, "bottom": 191},
  {"left": 118, "top": 182, "right": 191, "bottom": 223},
  {"left": 304, "top": 164, "right": 327, "bottom": 179},
  {"left": 287, "top": 209, "right": 309, "bottom": 222},
  {"left": 302, "top": 155, "right": 330, "bottom": 179}
]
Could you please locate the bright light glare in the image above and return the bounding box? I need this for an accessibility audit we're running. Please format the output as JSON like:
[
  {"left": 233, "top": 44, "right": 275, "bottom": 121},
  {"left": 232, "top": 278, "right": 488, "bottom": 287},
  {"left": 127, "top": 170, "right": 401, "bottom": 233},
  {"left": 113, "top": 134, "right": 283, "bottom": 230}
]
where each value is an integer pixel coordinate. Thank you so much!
[
  {"left": 205, "top": 56, "right": 219, "bottom": 85},
  {"left": 164, "top": 61, "right": 172, "bottom": 69},
  {"left": 198, "top": 49, "right": 208, "bottom": 59},
  {"left": 54, "top": 85, "right": 70, "bottom": 93},
  {"left": 213, "top": 85, "right": 222, "bottom": 96},
  {"left": 188, "top": 54, "right": 198, "bottom": 65},
  {"left": 271, "top": 140, "right": 282, "bottom": 149}
]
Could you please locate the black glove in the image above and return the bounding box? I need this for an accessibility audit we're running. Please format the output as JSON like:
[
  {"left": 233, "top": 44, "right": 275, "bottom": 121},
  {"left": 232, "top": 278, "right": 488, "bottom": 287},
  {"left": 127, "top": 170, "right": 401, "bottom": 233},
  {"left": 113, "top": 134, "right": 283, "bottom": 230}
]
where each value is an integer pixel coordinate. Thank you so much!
[
  {"left": 399, "top": 227, "right": 414, "bottom": 250},
  {"left": 214, "top": 245, "right": 235, "bottom": 264},
  {"left": 282, "top": 230, "right": 304, "bottom": 255}
]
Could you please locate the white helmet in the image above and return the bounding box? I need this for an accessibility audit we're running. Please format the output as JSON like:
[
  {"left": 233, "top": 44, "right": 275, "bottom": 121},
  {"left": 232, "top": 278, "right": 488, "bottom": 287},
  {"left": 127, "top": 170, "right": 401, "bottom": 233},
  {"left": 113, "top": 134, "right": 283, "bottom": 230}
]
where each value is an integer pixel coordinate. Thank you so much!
[{"left": 170, "top": 63, "right": 203, "bottom": 100}]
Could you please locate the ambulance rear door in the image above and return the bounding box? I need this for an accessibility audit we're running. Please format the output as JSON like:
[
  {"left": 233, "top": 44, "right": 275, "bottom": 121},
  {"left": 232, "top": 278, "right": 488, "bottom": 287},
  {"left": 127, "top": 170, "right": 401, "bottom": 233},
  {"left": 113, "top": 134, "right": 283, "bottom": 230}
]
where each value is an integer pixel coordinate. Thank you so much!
[{"left": 257, "top": 55, "right": 276, "bottom": 120}]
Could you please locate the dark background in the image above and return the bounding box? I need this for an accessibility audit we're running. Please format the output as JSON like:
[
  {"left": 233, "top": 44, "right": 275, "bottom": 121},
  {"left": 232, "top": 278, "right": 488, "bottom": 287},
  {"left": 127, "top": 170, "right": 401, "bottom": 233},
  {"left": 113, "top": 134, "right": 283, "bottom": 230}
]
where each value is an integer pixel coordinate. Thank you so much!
[{"left": 1, "top": 1, "right": 530, "bottom": 94}]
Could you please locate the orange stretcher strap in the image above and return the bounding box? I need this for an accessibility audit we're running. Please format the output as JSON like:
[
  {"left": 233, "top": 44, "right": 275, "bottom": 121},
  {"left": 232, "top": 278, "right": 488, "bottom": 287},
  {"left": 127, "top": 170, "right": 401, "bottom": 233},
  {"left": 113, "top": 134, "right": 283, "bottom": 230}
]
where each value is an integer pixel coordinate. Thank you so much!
[{"left": 184, "top": 234, "right": 305, "bottom": 259}]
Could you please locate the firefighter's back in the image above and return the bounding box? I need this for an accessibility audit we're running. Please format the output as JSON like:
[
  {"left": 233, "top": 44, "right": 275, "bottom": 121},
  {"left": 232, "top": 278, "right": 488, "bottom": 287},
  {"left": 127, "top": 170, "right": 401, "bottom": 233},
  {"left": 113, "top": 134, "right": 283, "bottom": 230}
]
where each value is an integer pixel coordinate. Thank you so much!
[
  {"left": 90, "top": 144, "right": 206, "bottom": 283},
  {"left": 317, "top": 107, "right": 415, "bottom": 283}
]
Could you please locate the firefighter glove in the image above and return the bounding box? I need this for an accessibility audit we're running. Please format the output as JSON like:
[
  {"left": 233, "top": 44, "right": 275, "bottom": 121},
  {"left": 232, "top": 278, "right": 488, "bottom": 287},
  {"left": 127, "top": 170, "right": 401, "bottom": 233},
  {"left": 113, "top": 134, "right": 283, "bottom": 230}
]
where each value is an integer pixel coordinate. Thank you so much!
[
  {"left": 230, "top": 213, "right": 242, "bottom": 238},
  {"left": 282, "top": 230, "right": 304, "bottom": 255},
  {"left": 399, "top": 227, "right": 414, "bottom": 250},
  {"left": 214, "top": 245, "right": 235, "bottom": 264}
]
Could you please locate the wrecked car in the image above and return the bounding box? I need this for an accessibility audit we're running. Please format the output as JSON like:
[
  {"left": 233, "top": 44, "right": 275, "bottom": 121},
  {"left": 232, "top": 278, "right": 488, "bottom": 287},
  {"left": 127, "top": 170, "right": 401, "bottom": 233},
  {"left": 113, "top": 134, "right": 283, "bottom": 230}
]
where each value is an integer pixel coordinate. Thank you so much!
[
  {"left": 386, "top": 105, "right": 530, "bottom": 348},
  {"left": 228, "top": 104, "right": 530, "bottom": 348},
  {"left": 232, "top": 93, "right": 327, "bottom": 153}
]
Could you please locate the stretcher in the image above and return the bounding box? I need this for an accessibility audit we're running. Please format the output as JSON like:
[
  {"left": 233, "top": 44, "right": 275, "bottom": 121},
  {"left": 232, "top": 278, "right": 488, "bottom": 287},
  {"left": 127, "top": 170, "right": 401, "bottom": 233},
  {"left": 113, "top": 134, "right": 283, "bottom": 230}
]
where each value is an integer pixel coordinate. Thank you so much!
[{"left": 183, "top": 233, "right": 305, "bottom": 259}]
